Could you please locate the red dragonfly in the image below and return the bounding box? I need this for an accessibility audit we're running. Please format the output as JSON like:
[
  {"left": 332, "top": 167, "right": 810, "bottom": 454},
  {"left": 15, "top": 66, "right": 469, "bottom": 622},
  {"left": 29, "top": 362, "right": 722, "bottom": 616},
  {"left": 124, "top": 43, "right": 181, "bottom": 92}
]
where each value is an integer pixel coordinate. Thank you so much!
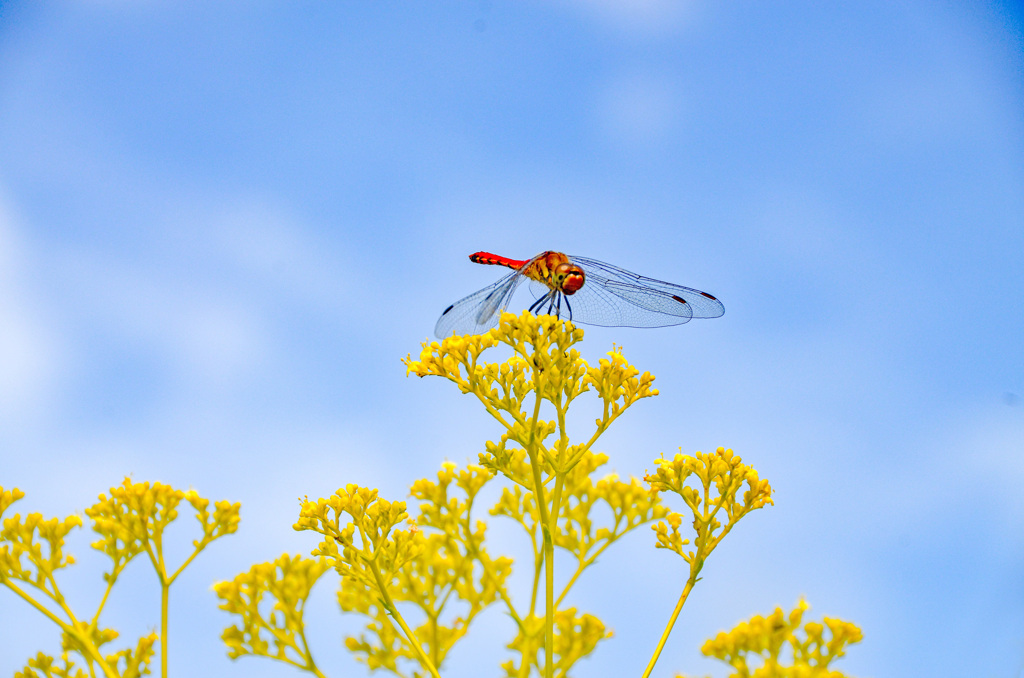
[{"left": 435, "top": 251, "right": 724, "bottom": 338}]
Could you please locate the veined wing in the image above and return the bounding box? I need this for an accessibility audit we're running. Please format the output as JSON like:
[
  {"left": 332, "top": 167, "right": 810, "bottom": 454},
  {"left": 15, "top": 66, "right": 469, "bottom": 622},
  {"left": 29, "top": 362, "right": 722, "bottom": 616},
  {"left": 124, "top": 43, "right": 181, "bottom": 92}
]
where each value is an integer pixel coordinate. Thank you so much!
[
  {"left": 570, "top": 255, "right": 725, "bottom": 319},
  {"left": 547, "top": 274, "right": 692, "bottom": 327},
  {"left": 434, "top": 269, "right": 527, "bottom": 338}
]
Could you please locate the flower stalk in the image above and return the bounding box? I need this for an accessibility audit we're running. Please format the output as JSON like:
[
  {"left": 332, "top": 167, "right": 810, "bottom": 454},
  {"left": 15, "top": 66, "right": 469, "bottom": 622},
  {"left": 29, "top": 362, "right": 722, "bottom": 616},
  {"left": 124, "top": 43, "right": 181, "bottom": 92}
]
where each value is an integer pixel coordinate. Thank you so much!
[{"left": 0, "top": 480, "right": 239, "bottom": 677}]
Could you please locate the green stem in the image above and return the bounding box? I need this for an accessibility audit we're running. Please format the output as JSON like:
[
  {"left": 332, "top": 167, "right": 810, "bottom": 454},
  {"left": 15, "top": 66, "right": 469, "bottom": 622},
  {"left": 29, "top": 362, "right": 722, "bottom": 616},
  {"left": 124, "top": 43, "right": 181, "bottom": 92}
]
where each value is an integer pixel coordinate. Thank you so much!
[
  {"left": 4, "top": 577, "right": 72, "bottom": 632},
  {"left": 2, "top": 579, "right": 120, "bottom": 678},
  {"left": 168, "top": 540, "right": 208, "bottom": 584},
  {"left": 90, "top": 567, "right": 120, "bottom": 629},
  {"left": 161, "top": 582, "right": 169, "bottom": 678},
  {"left": 544, "top": 475, "right": 566, "bottom": 678},
  {"left": 371, "top": 566, "right": 442, "bottom": 678},
  {"left": 555, "top": 535, "right": 618, "bottom": 609},
  {"left": 640, "top": 576, "right": 697, "bottom": 678},
  {"left": 566, "top": 401, "right": 612, "bottom": 470},
  {"left": 462, "top": 507, "right": 524, "bottom": 630},
  {"left": 529, "top": 456, "right": 554, "bottom": 678},
  {"left": 642, "top": 482, "right": 741, "bottom": 678},
  {"left": 298, "top": 624, "right": 329, "bottom": 678},
  {"left": 529, "top": 546, "right": 542, "bottom": 616},
  {"left": 466, "top": 524, "right": 524, "bottom": 630},
  {"left": 523, "top": 365, "right": 555, "bottom": 678},
  {"left": 432, "top": 609, "right": 440, "bottom": 668},
  {"left": 545, "top": 532, "right": 554, "bottom": 678}
]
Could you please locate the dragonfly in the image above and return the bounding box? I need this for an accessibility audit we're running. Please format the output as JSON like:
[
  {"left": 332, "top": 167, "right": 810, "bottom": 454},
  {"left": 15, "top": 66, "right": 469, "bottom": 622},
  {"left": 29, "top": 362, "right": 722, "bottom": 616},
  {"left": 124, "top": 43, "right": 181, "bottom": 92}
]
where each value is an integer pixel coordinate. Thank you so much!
[{"left": 434, "top": 251, "right": 724, "bottom": 338}]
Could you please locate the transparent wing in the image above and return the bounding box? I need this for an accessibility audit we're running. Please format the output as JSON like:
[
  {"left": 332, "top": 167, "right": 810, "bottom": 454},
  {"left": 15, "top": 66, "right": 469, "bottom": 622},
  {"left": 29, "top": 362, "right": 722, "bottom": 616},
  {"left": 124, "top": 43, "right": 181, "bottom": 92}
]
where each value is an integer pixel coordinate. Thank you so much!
[
  {"left": 434, "top": 270, "right": 527, "bottom": 339},
  {"left": 553, "top": 275, "right": 692, "bottom": 327},
  {"left": 528, "top": 278, "right": 550, "bottom": 299},
  {"left": 569, "top": 255, "right": 725, "bottom": 320}
]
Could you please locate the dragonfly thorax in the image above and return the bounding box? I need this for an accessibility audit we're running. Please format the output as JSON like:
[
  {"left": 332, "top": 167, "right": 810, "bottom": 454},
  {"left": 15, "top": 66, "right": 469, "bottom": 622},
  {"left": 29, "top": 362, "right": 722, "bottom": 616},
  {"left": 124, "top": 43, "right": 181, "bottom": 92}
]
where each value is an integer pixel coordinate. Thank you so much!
[{"left": 524, "top": 251, "right": 586, "bottom": 295}]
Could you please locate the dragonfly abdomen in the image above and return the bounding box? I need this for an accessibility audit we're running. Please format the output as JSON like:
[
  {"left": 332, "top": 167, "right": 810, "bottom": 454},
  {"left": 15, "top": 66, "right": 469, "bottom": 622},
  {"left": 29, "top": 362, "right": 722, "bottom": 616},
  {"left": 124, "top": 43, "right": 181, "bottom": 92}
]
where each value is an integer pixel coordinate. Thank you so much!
[{"left": 469, "top": 252, "right": 529, "bottom": 270}]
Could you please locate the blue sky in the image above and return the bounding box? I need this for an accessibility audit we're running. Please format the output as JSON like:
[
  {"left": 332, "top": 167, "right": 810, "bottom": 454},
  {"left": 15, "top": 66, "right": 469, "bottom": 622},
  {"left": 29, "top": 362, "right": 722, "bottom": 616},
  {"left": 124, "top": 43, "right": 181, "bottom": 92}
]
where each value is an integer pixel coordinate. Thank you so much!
[{"left": 1, "top": 2, "right": 1023, "bottom": 676}]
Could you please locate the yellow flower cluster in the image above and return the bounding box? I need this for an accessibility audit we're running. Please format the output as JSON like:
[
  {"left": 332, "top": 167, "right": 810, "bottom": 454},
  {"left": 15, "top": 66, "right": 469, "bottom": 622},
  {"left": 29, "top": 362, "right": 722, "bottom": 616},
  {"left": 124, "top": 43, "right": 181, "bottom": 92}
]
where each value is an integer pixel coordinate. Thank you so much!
[
  {"left": 4, "top": 312, "right": 865, "bottom": 678},
  {"left": 214, "top": 311, "right": 853, "bottom": 678},
  {"left": 1, "top": 479, "right": 238, "bottom": 678},
  {"left": 403, "top": 312, "right": 668, "bottom": 678},
  {"left": 216, "top": 313, "right": 670, "bottom": 678},
  {"left": 639, "top": 449, "right": 773, "bottom": 678},
  {"left": 215, "top": 554, "right": 331, "bottom": 677},
  {"left": 503, "top": 608, "right": 611, "bottom": 678},
  {"left": 688, "top": 599, "right": 863, "bottom": 678},
  {"left": 647, "top": 448, "right": 773, "bottom": 577},
  {"left": 87, "top": 479, "right": 240, "bottom": 584},
  {"left": 249, "top": 467, "right": 513, "bottom": 678},
  {"left": 405, "top": 312, "right": 658, "bottom": 482},
  {"left": 214, "top": 464, "right": 509, "bottom": 675},
  {"left": 1, "top": 490, "right": 81, "bottom": 592}
]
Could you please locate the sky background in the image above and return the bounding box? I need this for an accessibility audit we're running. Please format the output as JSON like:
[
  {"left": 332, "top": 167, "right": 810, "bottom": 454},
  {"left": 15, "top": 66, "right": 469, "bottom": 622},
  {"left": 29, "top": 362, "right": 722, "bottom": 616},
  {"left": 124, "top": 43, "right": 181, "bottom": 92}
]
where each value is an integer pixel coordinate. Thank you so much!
[{"left": 1, "top": 1, "right": 1023, "bottom": 677}]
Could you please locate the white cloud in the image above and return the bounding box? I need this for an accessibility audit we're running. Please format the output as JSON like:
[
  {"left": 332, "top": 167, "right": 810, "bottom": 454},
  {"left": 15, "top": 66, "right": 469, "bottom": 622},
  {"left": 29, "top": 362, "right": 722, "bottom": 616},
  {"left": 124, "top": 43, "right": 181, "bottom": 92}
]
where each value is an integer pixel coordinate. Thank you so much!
[
  {"left": 173, "top": 298, "right": 269, "bottom": 382},
  {"left": 876, "top": 403, "right": 1024, "bottom": 537},
  {"left": 597, "top": 71, "right": 683, "bottom": 148},
  {"left": 959, "top": 407, "right": 1024, "bottom": 522},
  {"left": 0, "top": 196, "right": 60, "bottom": 430},
  {"left": 41, "top": 237, "right": 272, "bottom": 393},
  {"left": 209, "top": 197, "right": 358, "bottom": 314},
  {"left": 29, "top": 196, "right": 360, "bottom": 393},
  {"left": 565, "top": 0, "right": 699, "bottom": 36}
]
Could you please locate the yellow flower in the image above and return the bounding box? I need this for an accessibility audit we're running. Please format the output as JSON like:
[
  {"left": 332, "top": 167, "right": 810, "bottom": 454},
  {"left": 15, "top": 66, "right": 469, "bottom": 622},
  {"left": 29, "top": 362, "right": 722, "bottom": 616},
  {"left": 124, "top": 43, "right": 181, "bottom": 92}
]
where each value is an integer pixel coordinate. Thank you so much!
[
  {"left": 646, "top": 447, "right": 773, "bottom": 577},
  {"left": 215, "top": 554, "right": 331, "bottom": 674},
  {"left": 689, "top": 599, "right": 863, "bottom": 678},
  {"left": 404, "top": 311, "right": 657, "bottom": 480},
  {"left": 640, "top": 449, "right": 774, "bottom": 678},
  {"left": 1, "top": 480, "right": 237, "bottom": 678},
  {"left": 222, "top": 312, "right": 807, "bottom": 678},
  {"left": 404, "top": 313, "right": 669, "bottom": 678}
]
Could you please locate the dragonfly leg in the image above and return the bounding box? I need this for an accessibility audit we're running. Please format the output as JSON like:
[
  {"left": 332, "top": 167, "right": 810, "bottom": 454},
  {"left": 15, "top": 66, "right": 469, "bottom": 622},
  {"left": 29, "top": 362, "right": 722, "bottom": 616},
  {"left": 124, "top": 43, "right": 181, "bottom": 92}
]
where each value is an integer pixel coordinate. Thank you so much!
[
  {"left": 564, "top": 295, "right": 573, "bottom": 322},
  {"left": 528, "top": 293, "right": 548, "bottom": 314}
]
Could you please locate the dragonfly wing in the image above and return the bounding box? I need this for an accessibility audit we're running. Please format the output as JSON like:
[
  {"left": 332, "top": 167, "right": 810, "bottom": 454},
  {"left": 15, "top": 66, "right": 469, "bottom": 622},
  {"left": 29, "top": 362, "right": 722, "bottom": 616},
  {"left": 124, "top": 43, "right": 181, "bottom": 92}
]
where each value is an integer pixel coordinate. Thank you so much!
[
  {"left": 528, "top": 278, "right": 550, "bottom": 299},
  {"left": 569, "top": 255, "right": 725, "bottom": 319},
  {"left": 434, "top": 271, "right": 526, "bottom": 339},
  {"left": 558, "top": 273, "right": 693, "bottom": 327}
]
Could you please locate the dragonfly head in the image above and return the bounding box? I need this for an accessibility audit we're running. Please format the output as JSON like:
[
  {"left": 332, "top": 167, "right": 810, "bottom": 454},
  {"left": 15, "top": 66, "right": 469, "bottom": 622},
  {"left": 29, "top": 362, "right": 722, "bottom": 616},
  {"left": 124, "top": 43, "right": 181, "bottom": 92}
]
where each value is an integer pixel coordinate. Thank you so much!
[{"left": 553, "top": 263, "right": 585, "bottom": 295}]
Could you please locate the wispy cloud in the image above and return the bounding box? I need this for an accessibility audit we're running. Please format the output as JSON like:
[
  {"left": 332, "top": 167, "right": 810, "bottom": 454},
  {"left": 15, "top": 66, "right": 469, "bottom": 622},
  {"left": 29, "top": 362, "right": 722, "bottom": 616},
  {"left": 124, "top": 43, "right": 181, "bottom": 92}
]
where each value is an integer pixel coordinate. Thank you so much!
[
  {"left": 596, "top": 71, "right": 684, "bottom": 148},
  {"left": 0, "top": 195, "right": 61, "bottom": 432},
  {"left": 564, "top": 0, "right": 700, "bottom": 37}
]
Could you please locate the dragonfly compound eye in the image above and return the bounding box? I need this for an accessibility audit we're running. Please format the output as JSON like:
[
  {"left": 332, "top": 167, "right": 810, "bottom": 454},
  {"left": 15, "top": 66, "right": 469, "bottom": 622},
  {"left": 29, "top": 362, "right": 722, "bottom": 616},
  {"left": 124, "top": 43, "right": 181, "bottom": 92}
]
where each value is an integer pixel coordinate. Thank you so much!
[{"left": 554, "top": 263, "right": 585, "bottom": 295}]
